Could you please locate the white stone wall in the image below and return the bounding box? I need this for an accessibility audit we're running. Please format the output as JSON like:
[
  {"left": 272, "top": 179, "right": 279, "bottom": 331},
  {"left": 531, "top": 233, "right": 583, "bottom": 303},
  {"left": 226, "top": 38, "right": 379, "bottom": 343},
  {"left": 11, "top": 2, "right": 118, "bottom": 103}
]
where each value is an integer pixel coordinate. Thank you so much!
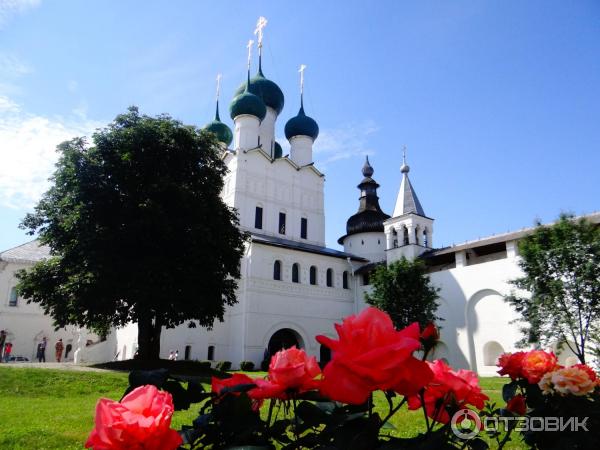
[
  {"left": 428, "top": 249, "right": 524, "bottom": 374},
  {"left": 0, "top": 260, "right": 97, "bottom": 362},
  {"left": 342, "top": 232, "right": 386, "bottom": 262},
  {"left": 225, "top": 150, "right": 326, "bottom": 246}
]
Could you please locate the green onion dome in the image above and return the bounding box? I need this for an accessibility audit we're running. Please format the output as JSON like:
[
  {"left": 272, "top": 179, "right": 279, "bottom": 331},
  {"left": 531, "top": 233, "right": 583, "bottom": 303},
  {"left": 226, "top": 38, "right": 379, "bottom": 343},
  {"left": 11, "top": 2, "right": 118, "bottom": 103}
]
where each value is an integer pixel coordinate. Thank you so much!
[
  {"left": 273, "top": 141, "right": 283, "bottom": 158},
  {"left": 284, "top": 103, "right": 319, "bottom": 141},
  {"left": 229, "top": 81, "right": 267, "bottom": 121},
  {"left": 203, "top": 102, "right": 233, "bottom": 147},
  {"left": 233, "top": 67, "right": 284, "bottom": 115}
]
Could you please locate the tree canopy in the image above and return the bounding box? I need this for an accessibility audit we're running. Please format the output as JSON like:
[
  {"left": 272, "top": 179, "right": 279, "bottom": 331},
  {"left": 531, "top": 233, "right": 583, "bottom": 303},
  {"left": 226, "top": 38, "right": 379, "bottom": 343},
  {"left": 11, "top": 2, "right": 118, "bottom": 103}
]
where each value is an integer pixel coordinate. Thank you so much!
[
  {"left": 364, "top": 257, "right": 440, "bottom": 330},
  {"left": 507, "top": 214, "right": 600, "bottom": 364},
  {"left": 17, "top": 107, "right": 246, "bottom": 359}
]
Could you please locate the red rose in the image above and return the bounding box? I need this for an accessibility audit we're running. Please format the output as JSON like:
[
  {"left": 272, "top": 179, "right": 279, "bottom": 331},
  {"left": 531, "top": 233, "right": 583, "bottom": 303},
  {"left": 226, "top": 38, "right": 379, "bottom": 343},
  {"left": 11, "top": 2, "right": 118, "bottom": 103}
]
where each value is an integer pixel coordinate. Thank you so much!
[
  {"left": 571, "top": 364, "right": 598, "bottom": 382},
  {"left": 420, "top": 322, "right": 440, "bottom": 352},
  {"left": 212, "top": 373, "right": 256, "bottom": 395},
  {"left": 506, "top": 394, "right": 527, "bottom": 415},
  {"left": 522, "top": 350, "right": 558, "bottom": 384},
  {"left": 85, "top": 385, "right": 182, "bottom": 450},
  {"left": 408, "top": 359, "right": 489, "bottom": 424},
  {"left": 316, "top": 307, "right": 428, "bottom": 404},
  {"left": 249, "top": 346, "right": 320, "bottom": 400},
  {"left": 497, "top": 352, "right": 526, "bottom": 380}
]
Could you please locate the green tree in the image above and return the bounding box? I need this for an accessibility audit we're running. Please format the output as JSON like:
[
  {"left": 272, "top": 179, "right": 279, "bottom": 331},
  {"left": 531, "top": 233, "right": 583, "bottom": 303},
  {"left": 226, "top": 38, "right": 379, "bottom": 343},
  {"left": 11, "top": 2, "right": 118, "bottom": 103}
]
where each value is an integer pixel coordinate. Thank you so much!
[
  {"left": 17, "top": 107, "right": 246, "bottom": 360},
  {"left": 364, "top": 257, "right": 440, "bottom": 330},
  {"left": 507, "top": 214, "right": 600, "bottom": 364}
]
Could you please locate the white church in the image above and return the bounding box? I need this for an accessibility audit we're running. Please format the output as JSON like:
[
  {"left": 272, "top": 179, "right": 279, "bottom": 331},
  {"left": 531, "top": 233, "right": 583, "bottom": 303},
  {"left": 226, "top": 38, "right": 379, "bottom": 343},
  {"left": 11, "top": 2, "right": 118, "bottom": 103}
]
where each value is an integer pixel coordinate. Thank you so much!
[{"left": 1, "top": 29, "right": 596, "bottom": 374}]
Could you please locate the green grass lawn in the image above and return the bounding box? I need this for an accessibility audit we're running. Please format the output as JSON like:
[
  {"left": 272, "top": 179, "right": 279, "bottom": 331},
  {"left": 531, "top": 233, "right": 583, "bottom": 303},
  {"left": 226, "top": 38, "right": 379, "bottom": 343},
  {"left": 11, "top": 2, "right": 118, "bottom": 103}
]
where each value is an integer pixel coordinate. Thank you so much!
[{"left": 0, "top": 367, "right": 526, "bottom": 449}]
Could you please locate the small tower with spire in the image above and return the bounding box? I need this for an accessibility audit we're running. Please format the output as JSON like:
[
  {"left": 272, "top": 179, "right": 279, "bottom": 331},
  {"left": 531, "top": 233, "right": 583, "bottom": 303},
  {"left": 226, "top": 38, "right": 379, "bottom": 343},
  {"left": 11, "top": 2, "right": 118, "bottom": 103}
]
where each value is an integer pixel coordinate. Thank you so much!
[
  {"left": 338, "top": 156, "right": 390, "bottom": 262},
  {"left": 384, "top": 148, "right": 433, "bottom": 263},
  {"left": 285, "top": 64, "right": 319, "bottom": 166}
]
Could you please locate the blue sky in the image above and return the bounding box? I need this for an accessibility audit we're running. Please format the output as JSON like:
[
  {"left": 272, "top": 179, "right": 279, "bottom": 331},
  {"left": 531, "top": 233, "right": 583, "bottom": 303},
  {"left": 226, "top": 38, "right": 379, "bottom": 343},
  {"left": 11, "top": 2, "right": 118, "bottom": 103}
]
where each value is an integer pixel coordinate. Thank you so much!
[{"left": 1, "top": 0, "right": 599, "bottom": 252}]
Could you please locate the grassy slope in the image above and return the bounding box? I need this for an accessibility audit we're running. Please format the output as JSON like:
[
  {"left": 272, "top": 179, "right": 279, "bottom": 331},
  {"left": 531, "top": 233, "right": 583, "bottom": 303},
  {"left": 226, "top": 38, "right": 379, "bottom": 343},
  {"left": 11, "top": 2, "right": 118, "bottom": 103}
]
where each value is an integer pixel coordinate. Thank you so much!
[{"left": 0, "top": 367, "right": 525, "bottom": 450}]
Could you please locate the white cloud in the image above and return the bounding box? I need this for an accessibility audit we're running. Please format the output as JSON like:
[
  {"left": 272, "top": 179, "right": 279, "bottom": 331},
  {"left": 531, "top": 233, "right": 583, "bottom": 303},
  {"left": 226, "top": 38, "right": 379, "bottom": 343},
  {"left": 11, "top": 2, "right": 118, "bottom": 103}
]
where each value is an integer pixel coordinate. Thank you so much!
[
  {"left": 0, "top": 0, "right": 41, "bottom": 28},
  {"left": 312, "top": 120, "right": 380, "bottom": 168},
  {"left": 0, "top": 53, "right": 32, "bottom": 77},
  {"left": 0, "top": 95, "right": 103, "bottom": 209}
]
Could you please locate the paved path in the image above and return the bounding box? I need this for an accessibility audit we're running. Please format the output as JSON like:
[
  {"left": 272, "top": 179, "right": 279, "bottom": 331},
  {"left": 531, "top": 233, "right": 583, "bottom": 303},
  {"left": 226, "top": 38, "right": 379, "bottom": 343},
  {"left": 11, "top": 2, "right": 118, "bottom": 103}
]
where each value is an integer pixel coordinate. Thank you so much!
[{"left": 0, "top": 362, "right": 114, "bottom": 372}]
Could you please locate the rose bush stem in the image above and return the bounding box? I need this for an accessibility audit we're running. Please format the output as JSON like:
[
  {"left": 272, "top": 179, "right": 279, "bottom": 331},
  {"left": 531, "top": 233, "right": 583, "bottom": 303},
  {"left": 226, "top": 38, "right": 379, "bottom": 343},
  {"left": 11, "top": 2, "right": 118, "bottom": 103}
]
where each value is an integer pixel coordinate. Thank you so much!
[{"left": 381, "top": 396, "right": 407, "bottom": 426}]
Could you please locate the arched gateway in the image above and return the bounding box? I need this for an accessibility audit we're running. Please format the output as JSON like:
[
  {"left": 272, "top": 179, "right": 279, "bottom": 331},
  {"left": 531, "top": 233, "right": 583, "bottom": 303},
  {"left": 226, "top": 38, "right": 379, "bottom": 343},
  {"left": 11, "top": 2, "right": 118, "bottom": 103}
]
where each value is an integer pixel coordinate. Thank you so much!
[{"left": 267, "top": 328, "right": 304, "bottom": 356}]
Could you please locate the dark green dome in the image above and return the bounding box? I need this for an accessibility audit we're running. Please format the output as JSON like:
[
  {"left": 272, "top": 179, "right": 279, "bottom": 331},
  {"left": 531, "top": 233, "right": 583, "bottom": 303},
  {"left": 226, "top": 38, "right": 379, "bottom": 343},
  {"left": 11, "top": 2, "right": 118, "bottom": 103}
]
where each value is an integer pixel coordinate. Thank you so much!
[
  {"left": 229, "top": 89, "right": 266, "bottom": 121},
  {"left": 285, "top": 104, "right": 319, "bottom": 141},
  {"left": 273, "top": 141, "right": 283, "bottom": 158},
  {"left": 203, "top": 101, "right": 233, "bottom": 147},
  {"left": 233, "top": 68, "right": 284, "bottom": 115},
  {"left": 204, "top": 120, "right": 232, "bottom": 147}
]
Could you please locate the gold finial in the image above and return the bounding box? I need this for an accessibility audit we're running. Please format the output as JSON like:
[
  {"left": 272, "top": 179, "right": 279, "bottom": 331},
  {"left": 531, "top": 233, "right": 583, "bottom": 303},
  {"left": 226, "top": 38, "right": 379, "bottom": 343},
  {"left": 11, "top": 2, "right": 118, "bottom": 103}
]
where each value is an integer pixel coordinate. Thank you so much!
[
  {"left": 215, "top": 73, "right": 222, "bottom": 102},
  {"left": 246, "top": 39, "right": 254, "bottom": 70},
  {"left": 254, "top": 16, "right": 268, "bottom": 49}
]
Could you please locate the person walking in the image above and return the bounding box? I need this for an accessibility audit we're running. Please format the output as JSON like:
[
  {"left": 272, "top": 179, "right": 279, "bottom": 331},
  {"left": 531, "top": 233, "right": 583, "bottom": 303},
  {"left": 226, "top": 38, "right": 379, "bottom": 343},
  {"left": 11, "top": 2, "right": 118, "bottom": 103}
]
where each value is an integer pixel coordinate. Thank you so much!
[
  {"left": 36, "top": 343, "right": 43, "bottom": 362},
  {"left": 55, "top": 339, "right": 64, "bottom": 362},
  {"left": 4, "top": 342, "right": 12, "bottom": 362},
  {"left": 174, "top": 350, "right": 179, "bottom": 361},
  {"left": 0, "top": 330, "right": 6, "bottom": 362},
  {"left": 39, "top": 337, "right": 47, "bottom": 362}
]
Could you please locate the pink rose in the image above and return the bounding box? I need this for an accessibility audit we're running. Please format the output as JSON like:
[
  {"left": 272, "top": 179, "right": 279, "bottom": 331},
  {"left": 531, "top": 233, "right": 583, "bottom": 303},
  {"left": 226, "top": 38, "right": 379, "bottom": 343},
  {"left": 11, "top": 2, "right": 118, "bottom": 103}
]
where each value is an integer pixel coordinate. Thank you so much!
[
  {"left": 85, "top": 385, "right": 182, "bottom": 450},
  {"left": 249, "top": 346, "right": 321, "bottom": 400}
]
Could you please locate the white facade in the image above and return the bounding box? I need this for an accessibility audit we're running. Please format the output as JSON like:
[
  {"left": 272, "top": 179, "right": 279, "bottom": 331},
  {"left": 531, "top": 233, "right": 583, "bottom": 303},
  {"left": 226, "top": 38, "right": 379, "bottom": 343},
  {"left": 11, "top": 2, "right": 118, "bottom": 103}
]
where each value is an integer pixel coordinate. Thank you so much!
[{"left": 2, "top": 65, "right": 597, "bottom": 373}]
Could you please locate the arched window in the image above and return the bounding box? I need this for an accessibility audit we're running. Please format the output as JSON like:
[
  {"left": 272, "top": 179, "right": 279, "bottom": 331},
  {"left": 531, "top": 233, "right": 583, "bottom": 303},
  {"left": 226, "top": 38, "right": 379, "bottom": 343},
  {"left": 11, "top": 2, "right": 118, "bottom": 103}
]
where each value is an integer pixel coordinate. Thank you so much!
[
  {"left": 403, "top": 226, "right": 409, "bottom": 245},
  {"left": 326, "top": 268, "right": 333, "bottom": 287},
  {"left": 273, "top": 260, "right": 282, "bottom": 281},
  {"left": 8, "top": 287, "right": 18, "bottom": 307},
  {"left": 292, "top": 263, "right": 300, "bottom": 283},
  {"left": 309, "top": 266, "right": 317, "bottom": 285},
  {"left": 184, "top": 345, "right": 192, "bottom": 360},
  {"left": 393, "top": 229, "right": 398, "bottom": 248},
  {"left": 483, "top": 341, "right": 505, "bottom": 366},
  {"left": 342, "top": 271, "right": 349, "bottom": 289},
  {"left": 414, "top": 227, "right": 419, "bottom": 245},
  {"left": 423, "top": 228, "right": 428, "bottom": 247},
  {"left": 207, "top": 345, "right": 215, "bottom": 361}
]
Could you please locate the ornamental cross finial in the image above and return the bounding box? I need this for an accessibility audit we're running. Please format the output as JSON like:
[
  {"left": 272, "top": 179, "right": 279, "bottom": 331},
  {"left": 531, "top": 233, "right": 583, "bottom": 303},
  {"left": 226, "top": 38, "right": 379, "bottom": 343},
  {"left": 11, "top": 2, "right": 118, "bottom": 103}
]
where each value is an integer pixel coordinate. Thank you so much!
[
  {"left": 254, "top": 16, "right": 268, "bottom": 48},
  {"left": 215, "top": 73, "right": 222, "bottom": 101},
  {"left": 246, "top": 39, "right": 254, "bottom": 69},
  {"left": 299, "top": 64, "right": 307, "bottom": 95},
  {"left": 402, "top": 145, "right": 407, "bottom": 164}
]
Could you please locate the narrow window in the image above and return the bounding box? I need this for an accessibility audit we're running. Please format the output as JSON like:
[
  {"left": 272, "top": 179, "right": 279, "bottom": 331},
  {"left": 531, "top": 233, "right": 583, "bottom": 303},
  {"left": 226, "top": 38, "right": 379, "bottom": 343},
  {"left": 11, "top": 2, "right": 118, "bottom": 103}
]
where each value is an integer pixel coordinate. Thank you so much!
[
  {"left": 326, "top": 268, "right": 333, "bottom": 287},
  {"left": 207, "top": 345, "right": 215, "bottom": 361},
  {"left": 292, "top": 263, "right": 300, "bottom": 283},
  {"left": 309, "top": 266, "right": 317, "bottom": 285},
  {"left": 184, "top": 345, "right": 192, "bottom": 360},
  {"left": 423, "top": 229, "right": 428, "bottom": 247},
  {"left": 403, "top": 227, "right": 409, "bottom": 245},
  {"left": 255, "top": 206, "right": 263, "bottom": 229},
  {"left": 362, "top": 273, "right": 370, "bottom": 286},
  {"left": 415, "top": 227, "right": 419, "bottom": 245},
  {"left": 343, "top": 271, "right": 349, "bottom": 289},
  {"left": 300, "top": 217, "right": 308, "bottom": 239},
  {"left": 273, "top": 260, "right": 282, "bottom": 280},
  {"left": 279, "top": 212, "right": 286, "bottom": 234},
  {"left": 8, "top": 287, "right": 18, "bottom": 307}
]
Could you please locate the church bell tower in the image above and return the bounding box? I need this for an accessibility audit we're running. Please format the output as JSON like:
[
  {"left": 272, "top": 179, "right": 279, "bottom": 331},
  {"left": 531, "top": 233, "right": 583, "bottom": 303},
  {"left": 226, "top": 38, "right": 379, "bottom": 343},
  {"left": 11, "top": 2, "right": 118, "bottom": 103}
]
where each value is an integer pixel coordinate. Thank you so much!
[{"left": 384, "top": 150, "right": 433, "bottom": 263}]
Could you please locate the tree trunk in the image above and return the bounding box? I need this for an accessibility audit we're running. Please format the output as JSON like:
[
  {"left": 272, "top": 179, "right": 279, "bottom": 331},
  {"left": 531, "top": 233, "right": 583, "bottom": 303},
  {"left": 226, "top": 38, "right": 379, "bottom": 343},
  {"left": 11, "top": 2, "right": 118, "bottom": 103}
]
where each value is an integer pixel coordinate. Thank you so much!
[{"left": 137, "top": 312, "right": 162, "bottom": 360}]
